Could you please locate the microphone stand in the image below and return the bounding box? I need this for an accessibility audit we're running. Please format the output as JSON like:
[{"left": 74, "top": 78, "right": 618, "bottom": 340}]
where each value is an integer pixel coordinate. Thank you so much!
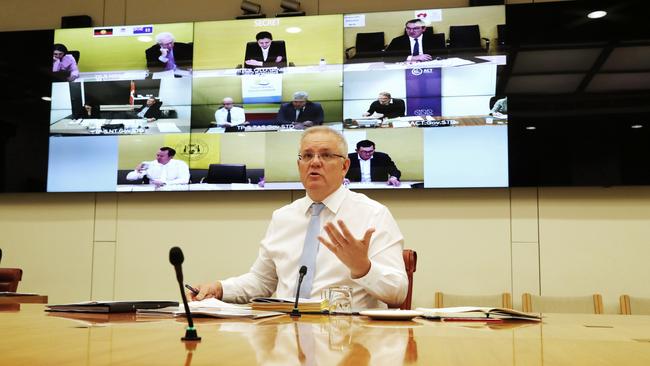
[{"left": 290, "top": 266, "right": 308, "bottom": 318}]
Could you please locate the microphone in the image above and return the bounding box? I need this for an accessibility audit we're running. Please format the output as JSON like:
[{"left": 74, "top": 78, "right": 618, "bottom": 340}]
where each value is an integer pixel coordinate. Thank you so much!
[
  {"left": 290, "top": 265, "right": 308, "bottom": 318},
  {"left": 169, "top": 246, "right": 201, "bottom": 341}
]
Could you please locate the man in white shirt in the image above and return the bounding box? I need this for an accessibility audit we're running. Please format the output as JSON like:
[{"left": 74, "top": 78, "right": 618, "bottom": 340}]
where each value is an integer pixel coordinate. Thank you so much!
[
  {"left": 126, "top": 147, "right": 190, "bottom": 188},
  {"left": 190, "top": 126, "right": 408, "bottom": 309},
  {"left": 214, "top": 97, "right": 247, "bottom": 131}
]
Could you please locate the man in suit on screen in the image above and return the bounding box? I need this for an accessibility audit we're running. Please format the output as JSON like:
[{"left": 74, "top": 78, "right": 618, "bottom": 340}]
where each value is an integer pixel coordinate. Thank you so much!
[
  {"left": 276, "top": 91, "right": 324, "bottom": 129},
  {"left": 346, "top": 140, "right": 402, "bottom": 186},
  {"left": 145, "top": 32, "right": 193, "bottom": 72},
  {"left": 384, "top": 19, "right": 439, "bottom": 62}
]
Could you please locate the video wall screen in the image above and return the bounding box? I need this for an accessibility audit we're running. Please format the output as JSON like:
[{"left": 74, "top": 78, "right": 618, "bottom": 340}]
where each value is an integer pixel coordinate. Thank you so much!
[{"left": 46, "top": 5, "right": 508, "bottom": 192}]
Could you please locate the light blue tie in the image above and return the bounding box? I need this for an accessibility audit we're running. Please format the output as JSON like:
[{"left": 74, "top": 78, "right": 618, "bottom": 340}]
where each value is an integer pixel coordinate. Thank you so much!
[{"left": 298, "top": 202, "right": 325, "bottom": 298}]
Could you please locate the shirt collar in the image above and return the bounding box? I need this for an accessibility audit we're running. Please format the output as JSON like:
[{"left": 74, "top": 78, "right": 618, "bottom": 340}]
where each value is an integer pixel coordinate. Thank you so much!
[
  {"left": 302, "top": 184, "right": 347, "bottom": 216},
  {"left": 357, "top": 154, "right": 373, "bottom": 161}
]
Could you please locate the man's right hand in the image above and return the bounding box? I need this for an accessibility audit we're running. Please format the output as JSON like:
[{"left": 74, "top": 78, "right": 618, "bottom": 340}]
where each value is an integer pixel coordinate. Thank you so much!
[{"left": 187, "top": 281, "right": 223, "bottom": 301}]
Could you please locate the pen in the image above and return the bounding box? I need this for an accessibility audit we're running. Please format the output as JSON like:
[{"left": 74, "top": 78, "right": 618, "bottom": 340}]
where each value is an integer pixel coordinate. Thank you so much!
[{"left": 184, "top": 284, "right": 199, "bottom": 295}]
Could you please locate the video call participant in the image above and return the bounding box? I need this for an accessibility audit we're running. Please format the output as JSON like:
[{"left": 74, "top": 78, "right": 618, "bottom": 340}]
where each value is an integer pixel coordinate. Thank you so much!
[
  {"left": 276, "top": 91, "right": 324, "bottom": 130},
  {"left": 244, "top": 31, "right": 287, "bottom": 69},
  {"left": 490, "top": 97, "right": 508, "bottom": 117},
  {"left": 145, "top": 32, "right": 193, "bottom": 72},
  {"left": 363, "top": 92, "right": 406, "bottom": 119},
  {"left": 52, "top": 43, "right": 79, "bottom": 82},
  {"left": 346, "top": 140, "right": 402, "bottom": 186},
  {"left": 188, "top": 126, "right": 408, "bottom": 309},
  {"left": 129, "top": 96, "right": 162, "bottom": 122},
  {"left": 384, "top": 19, "right": 437, "bottom": 62},
  {"left": 215, "top": 97, "right": 247, "bottom": 132},
  {"left": 126, "top": 147, "right": 190, "bottom": 188}
]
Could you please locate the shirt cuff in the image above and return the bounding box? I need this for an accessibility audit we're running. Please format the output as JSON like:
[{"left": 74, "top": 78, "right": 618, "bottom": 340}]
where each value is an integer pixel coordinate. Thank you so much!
[
  {"left": 351, "top": 259, "right": 383, "bottom": 289},
  {"left": 219, "top": 278, "right": 238, "bottom": 303},
  {"left": 158, "top": 55, "right": 169, "bottom": 63}
]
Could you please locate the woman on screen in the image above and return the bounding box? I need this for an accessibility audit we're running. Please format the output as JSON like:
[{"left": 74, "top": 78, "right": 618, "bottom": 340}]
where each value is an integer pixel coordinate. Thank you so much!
[
  {"left": 52, "top": 43, "right": 79, "bottom": 82},
  {"left": 244, "top": 31, "right": 287, "bottom": 69}
]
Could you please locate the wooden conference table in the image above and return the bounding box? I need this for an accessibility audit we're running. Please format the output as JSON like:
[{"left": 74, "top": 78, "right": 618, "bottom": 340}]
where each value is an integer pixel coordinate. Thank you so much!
[{"left": 2, "top": 305, "right": 650, "bottom": 365}]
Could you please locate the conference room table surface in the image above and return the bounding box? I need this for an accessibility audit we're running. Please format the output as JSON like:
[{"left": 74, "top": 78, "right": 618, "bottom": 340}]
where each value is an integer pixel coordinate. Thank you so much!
[
  {"left": 50, "top": 118, "right": 191, "bottom": 135},
  {"left": 2, "top": 305, "right": 650, "bottom": 366}
]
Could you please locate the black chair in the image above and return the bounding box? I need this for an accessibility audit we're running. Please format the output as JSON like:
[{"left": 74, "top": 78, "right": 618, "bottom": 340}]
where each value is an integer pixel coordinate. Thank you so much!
[
  {"left": 190, "top": 169, "right": 209, "bottom": 184},
  {"left": 496, "top": 24, "right": 507, "bottom": 51},
  {"left": 206, "top": 164, "right": 247, "bottom": 184},
  {"left": 68, "top": 50, "right": 80, "bottom": 64},
  {"left": 447, "top": 25, "right": 490, "bottom": 53},
  {"left": 345, "top": 32, "right": 386, "bottom": 61},
  {"left": 246, "top": 168, "right": 265, "bottom": 184}
]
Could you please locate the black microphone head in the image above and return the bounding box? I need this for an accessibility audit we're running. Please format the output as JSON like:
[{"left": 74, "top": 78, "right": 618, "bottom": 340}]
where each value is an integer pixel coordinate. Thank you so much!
[
  {"left": 169, "top": 246, "right": 184, "bottom": 266},
  {"left": 299, "top": 265, "right": 307, "bottom": 275}
]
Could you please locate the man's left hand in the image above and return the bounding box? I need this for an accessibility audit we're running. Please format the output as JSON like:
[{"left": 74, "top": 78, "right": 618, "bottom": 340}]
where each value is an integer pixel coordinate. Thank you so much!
[
  {"left": 387, "top": 176, "right": 401, "bottom": 187},
  {"left": 320, "top": 220, "right": 374, "bottom": 278}
]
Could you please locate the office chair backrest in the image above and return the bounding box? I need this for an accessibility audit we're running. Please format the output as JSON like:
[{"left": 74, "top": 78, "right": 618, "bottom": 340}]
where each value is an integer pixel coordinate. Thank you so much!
[
  {"left": 389, "top": 249, "right": 417, "bottom": 310},
  {"left": 449, "top": 25, "right": 482, "bottom": 48},
  {"left": 0, "top": 268, "right": 23, "bottom": 292},
  {"left": 68, "top": 50, "right": 80, "bottom": 64},
  {"left": 207, "top": 164, "right": 247, "bottom": 184},
  {"left": 355, "top": 32, "right": 385, "bottom": 54},
  {"left": 190, "top": 169, "right": 209, "bottom": 184},
  {"left": 246, "top": 168, "right": 264, "bottom": 184}
]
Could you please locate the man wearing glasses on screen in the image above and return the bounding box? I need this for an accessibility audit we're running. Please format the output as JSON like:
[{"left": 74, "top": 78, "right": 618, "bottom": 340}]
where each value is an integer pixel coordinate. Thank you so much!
[
  {"left": 187, "top": 126, "right": 407, "bottom": 310},
  {"left": 385, "top": 19, "right": 435, "bottom": 62}
]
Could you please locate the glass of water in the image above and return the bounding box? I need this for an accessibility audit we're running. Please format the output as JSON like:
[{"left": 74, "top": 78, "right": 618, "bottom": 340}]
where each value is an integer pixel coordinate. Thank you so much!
[{"left": 322, "top": 286, "right": 352, "bottom": 315}]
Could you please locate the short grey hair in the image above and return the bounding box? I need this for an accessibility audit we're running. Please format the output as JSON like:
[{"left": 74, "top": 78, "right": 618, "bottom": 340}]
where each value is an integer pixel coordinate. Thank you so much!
[
  {"left": 299, "top": 126, "right": 348, "bottom": 157},
  {"left": 292, "top": 91, "right": 309, "bottom": 101},
  {"left": 379, "top": 91, "right": 391, "bottom": 99},
  {"left": 156, "top": 32, "right": 175, "bottom": 44}
]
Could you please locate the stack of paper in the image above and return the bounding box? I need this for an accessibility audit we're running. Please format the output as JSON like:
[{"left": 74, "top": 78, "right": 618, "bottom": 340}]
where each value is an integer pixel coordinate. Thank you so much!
[
  {"left": 416, "top": 306, "right": 541, "bottom": 321},
  {"left": 138, "top": 298, "right": 284, "bottom": 319},
  {"left": 250, "top": 297, "right": 328, "bottom": 313}
]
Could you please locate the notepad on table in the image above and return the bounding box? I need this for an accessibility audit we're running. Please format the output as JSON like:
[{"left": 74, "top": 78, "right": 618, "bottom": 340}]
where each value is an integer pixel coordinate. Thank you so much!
[
  {"left": 250, "top": 297, "right": 328, "bottom": 313},
  {"left": 416, "top": 306, "right": 541, "bottom": 321}
]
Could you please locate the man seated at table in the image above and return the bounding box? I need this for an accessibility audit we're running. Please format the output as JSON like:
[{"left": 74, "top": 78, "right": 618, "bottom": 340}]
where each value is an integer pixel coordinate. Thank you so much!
[
  {"left": 189, "top": 126, "right": 408, "bottom": 309},
  {"left": 384, "top": 19, "right": 438, "bottom": 62},
  {"left": 345, "top": 140, "right": 401, "bottom": 187},
  {"left": 275, "top": 91, "right": 324, "bottom": 130},
  {"left": 214, "top": 97, "right": 247, "bottom": 132},
  {"left": 126, "top": 147, "right": 189, "bottom": 188},
  {"left": 145, "top": 32, "right": 193, "bottom": 73},
  {"left": 363, "top": 92, "right": 406, "bottom": 119},
  {"left": 126, "top": 96, "right": 162, "bottom": 122}
]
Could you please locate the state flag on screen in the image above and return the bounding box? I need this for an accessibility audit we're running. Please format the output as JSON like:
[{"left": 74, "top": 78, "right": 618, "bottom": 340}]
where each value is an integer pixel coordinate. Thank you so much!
[
  {"left": 93, "top": 28, "right": 113, "bottom": 36},
  {"left": 129, "top": 81, "right": 135, "bottom": 105}
]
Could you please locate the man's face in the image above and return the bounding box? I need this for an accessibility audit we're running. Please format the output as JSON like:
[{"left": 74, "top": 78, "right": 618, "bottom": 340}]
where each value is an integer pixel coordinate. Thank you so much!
[
  {"left": 156, "top": 150, "right": 172, "bottom": 164},
  {"left": 159, "top": 37, "right": 174, "bottom": 50},
  {"left": 292, "top": 99, "right": 307, "bottom": 110},
  {"left": 357, "top": 145, "right": 375, "bottom": 161},
  {"left": 405, "top": 22, "right": 426, "bottom": 38},
  {"left": 146, "top": 98, "right": 156, "bottom": 107},
  {"left": 257, "top": 38, "right": 272, "bottom": 50},
  {"left": 53, "top": 50, "right": 65, "bottom": 60},
  {"left": 223, "top": 99, "right": 233, "bottom": 110},
  {"left": 298, "top": 132, "right": 349, "bottom": 201},
  {"left": 378, "top": 94, "right": 390, "bottom": 105}
]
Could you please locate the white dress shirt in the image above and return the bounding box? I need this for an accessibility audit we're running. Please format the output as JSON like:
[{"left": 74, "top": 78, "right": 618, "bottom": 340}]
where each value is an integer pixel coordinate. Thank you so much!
[
  {"left": 126, "top": 159, "right": 190, "bottom": 185},
  {"left": 215, "top": 106, "right": 246, "bottom": 126},
  {"left": 221, "top": 185, "right": 408, "bottom": 309},
  {"left": 358, "top": 155, "right": 373, "bottom": 183}
]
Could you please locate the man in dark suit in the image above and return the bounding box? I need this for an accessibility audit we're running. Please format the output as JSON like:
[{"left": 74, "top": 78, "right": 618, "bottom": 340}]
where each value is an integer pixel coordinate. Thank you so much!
[
  {"left": 363, "top": 92, "right": 406, "bottom": 119},
  {"left": 244, "top": 31, "right": 287, "bottom": 69},
  {"left": 275, "top": 91, "right": 324, "bottom": 129},
  {"left": 346, "top": 140, "right": 401, "bottom": 186},
  {"left": 145, "top": 32, "right": 193, "bottom": 72},
  {"left": 384, "top": 19, "right": 439, "bottom": 62},
  {"left": 133, "top": 96, "right": 162, "bottom": 122}
]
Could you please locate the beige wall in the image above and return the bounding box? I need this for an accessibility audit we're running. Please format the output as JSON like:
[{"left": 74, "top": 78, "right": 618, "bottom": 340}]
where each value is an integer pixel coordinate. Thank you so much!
[{"left": 4, "top": 0, "right": 633, "bottom": 314}]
